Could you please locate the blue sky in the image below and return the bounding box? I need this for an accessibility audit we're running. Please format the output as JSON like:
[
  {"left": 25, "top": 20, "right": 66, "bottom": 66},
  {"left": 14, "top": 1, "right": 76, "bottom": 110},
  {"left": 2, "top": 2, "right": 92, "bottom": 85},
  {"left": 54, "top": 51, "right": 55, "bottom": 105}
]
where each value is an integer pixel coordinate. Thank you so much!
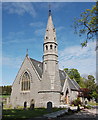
[{"left": 2, "top": 2, "right": 96, "bottom": 85}]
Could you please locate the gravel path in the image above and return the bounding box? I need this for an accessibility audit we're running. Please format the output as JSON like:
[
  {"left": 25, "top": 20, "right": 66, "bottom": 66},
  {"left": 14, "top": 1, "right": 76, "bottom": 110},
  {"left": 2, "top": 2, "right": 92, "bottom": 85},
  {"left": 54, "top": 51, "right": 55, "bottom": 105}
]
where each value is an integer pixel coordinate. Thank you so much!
[
  {"left": 28, "top": 108, "right": 98, "bottom": 120},
  {"left": 60, "top": 108, "right": 98, "bottom": 120}
]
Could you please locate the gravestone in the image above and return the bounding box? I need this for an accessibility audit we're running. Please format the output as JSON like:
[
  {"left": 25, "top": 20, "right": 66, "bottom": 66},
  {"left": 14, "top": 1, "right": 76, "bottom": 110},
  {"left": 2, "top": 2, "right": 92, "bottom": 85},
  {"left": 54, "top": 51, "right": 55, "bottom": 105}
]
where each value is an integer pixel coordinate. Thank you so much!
[
  {"left": 47, "top": 102, "right": 52, "bottom": 112},
  {"left": 30, "top": 99, "right": 35, "bottom": 110},
  {"left": 30, "top": 103, "right": 34, "bottom": 110}
]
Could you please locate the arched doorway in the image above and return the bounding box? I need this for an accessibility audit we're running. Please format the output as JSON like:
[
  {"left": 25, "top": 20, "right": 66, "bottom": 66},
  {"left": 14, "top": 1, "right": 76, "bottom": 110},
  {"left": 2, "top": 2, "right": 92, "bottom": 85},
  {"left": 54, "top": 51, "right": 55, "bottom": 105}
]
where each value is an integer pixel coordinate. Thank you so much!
[
  {"left": 30, "top": 99, "right": 35, "bottom": 109},
  {"left": 65, "top": 89, "right": 69, "bottom": 104},
  {"left": 24, "top": 101, "right": 27, "bottom": 109},
  {"left": 47, "top": 101, "right": 52, "bottom": 112}
]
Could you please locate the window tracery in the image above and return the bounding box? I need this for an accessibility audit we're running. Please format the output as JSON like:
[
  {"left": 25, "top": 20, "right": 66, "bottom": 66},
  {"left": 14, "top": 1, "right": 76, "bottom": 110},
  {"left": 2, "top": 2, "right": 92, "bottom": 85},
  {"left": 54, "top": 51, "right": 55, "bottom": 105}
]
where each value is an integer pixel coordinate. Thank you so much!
[{"left": 21, "top": 72, "right": 30, "bottom": 91}]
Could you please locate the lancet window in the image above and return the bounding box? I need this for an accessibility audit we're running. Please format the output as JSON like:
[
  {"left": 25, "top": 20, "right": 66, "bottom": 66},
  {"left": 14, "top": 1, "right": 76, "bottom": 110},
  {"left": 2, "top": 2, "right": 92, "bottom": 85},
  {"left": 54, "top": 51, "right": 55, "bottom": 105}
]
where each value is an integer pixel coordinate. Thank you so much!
[
  {"left": 46, "top": 45, "right": 48, "bottom": 50},
  {"left": 50, "top": 45, "right": 52, "bottom": 49},
  {"left": 21, "top": 72, "right": 30, "bottom": 91}
]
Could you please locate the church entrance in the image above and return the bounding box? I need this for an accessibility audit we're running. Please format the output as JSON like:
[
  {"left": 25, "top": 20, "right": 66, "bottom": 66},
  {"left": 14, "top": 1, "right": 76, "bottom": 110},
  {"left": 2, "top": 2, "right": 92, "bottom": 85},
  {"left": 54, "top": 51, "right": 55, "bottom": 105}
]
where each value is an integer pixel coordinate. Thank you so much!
[
  {"left": 47, "top": 102, "right": 52, "bottom": 112},
  {"left": 24, "top": 101, "right": 27, "bottom": 109},
  {"left": 30, "top": 99, "right": 35, "bottom": 109},
  {"left": 65, "top": 89, "right": 69, "bottom": 104}
]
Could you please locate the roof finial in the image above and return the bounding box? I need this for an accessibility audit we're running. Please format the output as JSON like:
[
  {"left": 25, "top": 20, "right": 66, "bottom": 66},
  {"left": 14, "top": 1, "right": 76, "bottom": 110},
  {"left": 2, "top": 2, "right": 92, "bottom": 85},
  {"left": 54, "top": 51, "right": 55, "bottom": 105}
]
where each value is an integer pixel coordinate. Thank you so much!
[
  {"left": 49, "top": 4, "right": 51, "bottom": 16},
  {"left": 26, "top": 49, "right": 28, "bottom": 57}
]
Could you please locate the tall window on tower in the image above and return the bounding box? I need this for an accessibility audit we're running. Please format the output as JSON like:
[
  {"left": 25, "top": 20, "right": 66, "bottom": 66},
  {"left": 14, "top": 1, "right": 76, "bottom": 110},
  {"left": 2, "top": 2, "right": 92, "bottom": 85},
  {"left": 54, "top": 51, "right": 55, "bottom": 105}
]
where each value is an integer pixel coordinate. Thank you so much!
[
  {"left": 21, "top": 72, "right": 30, "bottom": 91},
  {"left": 50, "top": 45, "right": 52, "bottom": 49}
]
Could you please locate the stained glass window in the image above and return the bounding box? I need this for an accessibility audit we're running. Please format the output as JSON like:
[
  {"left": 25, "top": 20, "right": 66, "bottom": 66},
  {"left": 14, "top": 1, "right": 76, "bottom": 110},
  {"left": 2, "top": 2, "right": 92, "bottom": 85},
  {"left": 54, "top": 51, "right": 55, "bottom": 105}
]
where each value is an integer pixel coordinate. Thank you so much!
[{"left": 21, "top": 72, "right": 30, "bottom": 91}]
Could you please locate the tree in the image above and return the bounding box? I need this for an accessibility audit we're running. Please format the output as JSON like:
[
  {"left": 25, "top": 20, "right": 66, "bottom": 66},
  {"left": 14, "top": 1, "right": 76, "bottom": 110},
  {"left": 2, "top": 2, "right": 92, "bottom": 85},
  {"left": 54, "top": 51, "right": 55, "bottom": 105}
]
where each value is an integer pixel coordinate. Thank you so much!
[
  {"left": 81, "top": 75, "right": 98, "bottom": 101},
  {"left": 64, "top": 68, "right": 81, "bottom": 84},
  {"left": 78, "top": 88, "right": 91, "bottom": 100},
  {"left": 79, "top": 77, "right": 86, "bottom": 88},
  {"left": 1, "top": 85, "right": 12, "bottom": 95},
  {"left": 73, "top": 2, "right": 98, "bottom": 47},
  {"left": 85, "top": 75, "right": 96, "bottom": 92}
]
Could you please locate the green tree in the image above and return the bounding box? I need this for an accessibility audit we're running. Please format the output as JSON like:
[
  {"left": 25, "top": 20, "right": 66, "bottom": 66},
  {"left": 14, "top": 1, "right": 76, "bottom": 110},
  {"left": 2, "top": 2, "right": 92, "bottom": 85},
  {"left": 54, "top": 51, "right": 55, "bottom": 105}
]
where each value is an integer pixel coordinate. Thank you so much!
[
  {"left": 83, "top": 75, "right": 98, "bottom": 101},
  {"left": 79, "top": 77, "right": 86, "bottom": 88},
  {"left": 64, "top": 68, "right": 81, "bottom": 84},
  {"left": 64, "top": 68, "right": 69, "bottom": 74},
  {"left": 1, "top": 85, "right": 12, "bottom": 95},
  {"left": 73, "top": 2, "right": 98, "bottom": 47},
  {"left": 85, "top": 75, "right": 96, "bottom": 91}
]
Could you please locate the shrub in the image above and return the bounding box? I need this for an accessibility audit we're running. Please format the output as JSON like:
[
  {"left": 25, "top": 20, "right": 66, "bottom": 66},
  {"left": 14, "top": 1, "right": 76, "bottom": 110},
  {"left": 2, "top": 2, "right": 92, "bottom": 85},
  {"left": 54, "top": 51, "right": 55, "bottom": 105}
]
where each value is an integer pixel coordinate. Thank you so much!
[
  {"left": 84, "top": 105, "right": 92, "bottom": 109},
  {"left": 71, "top": 97, "right": 82, "bottom": 106}
]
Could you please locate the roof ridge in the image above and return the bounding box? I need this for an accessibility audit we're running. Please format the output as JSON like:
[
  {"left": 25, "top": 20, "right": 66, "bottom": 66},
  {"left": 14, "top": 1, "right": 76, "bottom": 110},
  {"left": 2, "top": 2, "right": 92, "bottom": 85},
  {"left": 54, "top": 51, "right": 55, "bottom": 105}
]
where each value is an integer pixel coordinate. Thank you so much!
[{"left": 30, "top": 58, "right": 42, "bottom": 63}]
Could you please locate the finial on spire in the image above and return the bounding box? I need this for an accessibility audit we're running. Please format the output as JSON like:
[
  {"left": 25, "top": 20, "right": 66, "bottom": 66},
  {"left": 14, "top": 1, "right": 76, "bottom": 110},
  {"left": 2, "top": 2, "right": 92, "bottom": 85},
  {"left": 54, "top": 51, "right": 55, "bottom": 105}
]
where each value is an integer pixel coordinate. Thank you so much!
[
  {"left": 49, "top": 4, "right": 51, "bottom": 16},
  {"left": 26, "top": 49, "right": 28, "bottom": 57}
]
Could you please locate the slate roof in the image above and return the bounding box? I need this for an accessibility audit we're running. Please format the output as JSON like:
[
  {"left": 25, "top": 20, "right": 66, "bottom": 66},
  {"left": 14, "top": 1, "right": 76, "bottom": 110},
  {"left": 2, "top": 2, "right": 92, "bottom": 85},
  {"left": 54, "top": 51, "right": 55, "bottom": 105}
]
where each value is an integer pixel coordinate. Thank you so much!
[
  {"left": 30, "top": 58, "right": 43, "bottom": 78},
  {"left": 30, "top": 58, "right": 80, "bottom": 91},
  {"left": 67, "top": 78, "right": 79, "bottom": 91}
]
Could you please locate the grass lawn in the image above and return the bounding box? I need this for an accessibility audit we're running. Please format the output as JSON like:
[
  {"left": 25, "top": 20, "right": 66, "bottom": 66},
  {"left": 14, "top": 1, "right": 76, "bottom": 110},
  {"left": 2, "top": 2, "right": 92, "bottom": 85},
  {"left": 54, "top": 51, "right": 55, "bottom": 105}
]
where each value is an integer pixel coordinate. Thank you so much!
[
  {"left": 88, "top": 102, "right": 98, "bottom": 106},
  {"left": 2, "top": 108, "right": 64, "bottom": 120},
  {"left": 0, "top": 95, "right": 10, "bottom": 98}
]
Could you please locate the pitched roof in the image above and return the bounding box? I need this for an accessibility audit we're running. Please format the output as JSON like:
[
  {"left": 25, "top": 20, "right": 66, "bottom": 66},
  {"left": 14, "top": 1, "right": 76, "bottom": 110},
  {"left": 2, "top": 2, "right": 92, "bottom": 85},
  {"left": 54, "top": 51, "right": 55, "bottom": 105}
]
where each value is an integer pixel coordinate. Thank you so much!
[
  {"left": 59, "top": 70, "right": 66, "bottom": 87},
  {"left": 30, "top": 58, "right": 80, "bottom": 91},
  {"left": 30, "top": 58, "right": 43, "bottom": 78},
  {"left": 67, "top": 78, "right": 79, "bottom": 91}
]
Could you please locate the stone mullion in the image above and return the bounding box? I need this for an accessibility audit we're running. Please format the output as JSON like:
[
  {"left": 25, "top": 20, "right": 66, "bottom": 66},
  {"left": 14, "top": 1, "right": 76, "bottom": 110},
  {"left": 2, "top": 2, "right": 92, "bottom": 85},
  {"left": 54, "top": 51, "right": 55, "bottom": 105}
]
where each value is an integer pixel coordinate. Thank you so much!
[{"left": 21, "top": 81, "right": 23, "bottom": 91}]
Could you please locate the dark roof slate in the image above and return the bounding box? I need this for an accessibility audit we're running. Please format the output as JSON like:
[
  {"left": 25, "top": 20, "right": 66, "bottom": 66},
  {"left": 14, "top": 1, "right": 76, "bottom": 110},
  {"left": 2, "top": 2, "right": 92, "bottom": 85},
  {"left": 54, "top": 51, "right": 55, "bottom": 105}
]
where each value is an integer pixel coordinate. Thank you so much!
[
  {"left": 30, "top": 58, "right": 43, "bottom": 78},
  {"left": 67, "top": 78, "right": 79, "bottom": 91},
  {"left": 30, "top": 58, "right": 80, "bottom": 90}
]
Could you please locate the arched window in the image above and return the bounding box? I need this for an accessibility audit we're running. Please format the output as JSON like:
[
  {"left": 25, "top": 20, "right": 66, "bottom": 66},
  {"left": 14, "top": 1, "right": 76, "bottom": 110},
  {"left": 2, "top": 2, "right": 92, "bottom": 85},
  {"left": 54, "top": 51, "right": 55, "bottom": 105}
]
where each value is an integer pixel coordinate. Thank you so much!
[
  {"left": 21, "top": 72, "right": 30, "bottom": 91},
  {"left": 46, "top": 45, "right": 48, "bottom": 50},
  {"left": 55, "top": 46, "right": 56, "bottom": 50},
  {"left": 50, "top": 45, "right": 52, "bottom": 49}
]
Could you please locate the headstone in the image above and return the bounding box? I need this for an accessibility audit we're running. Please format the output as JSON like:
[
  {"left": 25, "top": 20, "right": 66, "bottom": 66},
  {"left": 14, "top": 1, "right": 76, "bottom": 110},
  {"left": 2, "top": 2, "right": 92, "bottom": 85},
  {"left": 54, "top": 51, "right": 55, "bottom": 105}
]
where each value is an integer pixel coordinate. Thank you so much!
[
  {"left": 30, "top": 99, "right": 35, "bottom": 110},
  {"left": 30, "top": 103, "right": 34, "bottom": 110},
  {"left": 47, "top": 102, "right": 52, "bottom": 112},
  {"left": 85, "top": 98, "right": 88, "bottom": 105}
]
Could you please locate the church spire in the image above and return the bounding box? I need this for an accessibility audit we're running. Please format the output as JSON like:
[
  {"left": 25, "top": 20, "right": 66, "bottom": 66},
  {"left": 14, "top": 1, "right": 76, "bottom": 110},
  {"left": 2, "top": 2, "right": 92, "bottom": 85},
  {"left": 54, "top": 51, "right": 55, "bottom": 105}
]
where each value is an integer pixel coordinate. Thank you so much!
[
  {"left": 40, "top": 8, "right": 61, "bottom": 107},
  {"left": 44, "top": 8, "right": 57, "bottom": 44}
]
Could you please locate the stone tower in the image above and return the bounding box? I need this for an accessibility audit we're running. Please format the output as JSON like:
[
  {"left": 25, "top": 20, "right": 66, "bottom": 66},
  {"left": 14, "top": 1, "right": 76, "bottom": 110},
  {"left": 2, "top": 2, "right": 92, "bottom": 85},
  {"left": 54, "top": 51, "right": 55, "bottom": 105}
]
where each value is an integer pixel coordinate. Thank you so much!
[{"left": 39, "top": 10, "right": 61, "bottom": 108}]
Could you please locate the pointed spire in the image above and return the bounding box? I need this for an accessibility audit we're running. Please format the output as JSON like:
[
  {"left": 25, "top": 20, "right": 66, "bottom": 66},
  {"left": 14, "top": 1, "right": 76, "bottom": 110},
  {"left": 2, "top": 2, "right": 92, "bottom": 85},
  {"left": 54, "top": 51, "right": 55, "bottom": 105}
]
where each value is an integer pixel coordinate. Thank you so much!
[{"left": 44, "top": 7, "right": 57, "bottom": 44}]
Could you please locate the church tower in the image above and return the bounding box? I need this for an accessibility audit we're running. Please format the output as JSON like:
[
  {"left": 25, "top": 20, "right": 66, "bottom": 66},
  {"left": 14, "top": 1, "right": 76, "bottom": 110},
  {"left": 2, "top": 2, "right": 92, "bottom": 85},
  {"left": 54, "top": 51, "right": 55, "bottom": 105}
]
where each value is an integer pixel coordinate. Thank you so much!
[{"left": 39, "top": 10, "right": 61, "bottom": 108}]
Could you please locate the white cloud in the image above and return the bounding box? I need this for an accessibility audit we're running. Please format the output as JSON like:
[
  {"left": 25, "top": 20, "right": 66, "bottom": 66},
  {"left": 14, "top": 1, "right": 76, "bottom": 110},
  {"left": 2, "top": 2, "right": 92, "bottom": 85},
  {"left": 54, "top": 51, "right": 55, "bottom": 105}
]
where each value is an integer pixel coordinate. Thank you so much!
[
  {"left": 34, "top": 28, "right": 45, "bottom": 36},
  {"left": 56, "top": 26, "right": 65, "bottom": 32},
  {"left": 2, "top": 55, "right": 23, "bottom": 68},
  {"left": 3, "top": 2, "right": 36, "bottom": 17},
  {"left": 59, "top": 41, "right": 96, "bottom": 76},
  {"left": 3, "top": 31, "right": 36, "bottom": 44},
  {"left": 29, "top": 22, "right": 44, "bottom": 28}
]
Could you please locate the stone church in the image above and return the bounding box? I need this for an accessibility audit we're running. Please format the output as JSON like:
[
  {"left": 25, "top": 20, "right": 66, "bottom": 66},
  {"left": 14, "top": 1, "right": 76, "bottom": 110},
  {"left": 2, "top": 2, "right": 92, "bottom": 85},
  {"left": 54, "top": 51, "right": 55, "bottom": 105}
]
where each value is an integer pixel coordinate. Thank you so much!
[{"left": 10, "top": 10, "right": 80, "bottom": 108}]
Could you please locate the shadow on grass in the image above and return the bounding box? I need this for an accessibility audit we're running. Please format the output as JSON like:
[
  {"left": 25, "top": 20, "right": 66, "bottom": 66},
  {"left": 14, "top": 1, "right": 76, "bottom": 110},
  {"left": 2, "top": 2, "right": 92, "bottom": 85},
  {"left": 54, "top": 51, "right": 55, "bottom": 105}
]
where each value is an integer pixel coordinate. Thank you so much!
[{"left": 2, "top": 108, "right": 64, "bottom": 120}]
